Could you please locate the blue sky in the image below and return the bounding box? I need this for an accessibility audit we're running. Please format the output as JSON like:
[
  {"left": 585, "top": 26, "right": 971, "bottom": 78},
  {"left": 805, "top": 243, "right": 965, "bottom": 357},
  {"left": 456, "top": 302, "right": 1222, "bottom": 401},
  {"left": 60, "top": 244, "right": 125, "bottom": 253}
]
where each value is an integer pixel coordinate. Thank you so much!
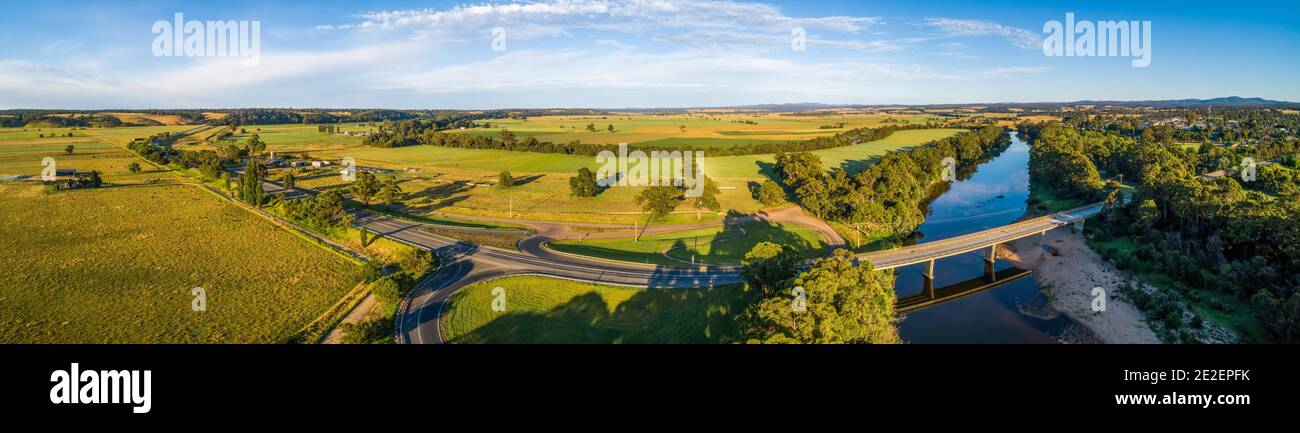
[{"left": 1, "top": 0, "right": 1296, "bottom": 109}]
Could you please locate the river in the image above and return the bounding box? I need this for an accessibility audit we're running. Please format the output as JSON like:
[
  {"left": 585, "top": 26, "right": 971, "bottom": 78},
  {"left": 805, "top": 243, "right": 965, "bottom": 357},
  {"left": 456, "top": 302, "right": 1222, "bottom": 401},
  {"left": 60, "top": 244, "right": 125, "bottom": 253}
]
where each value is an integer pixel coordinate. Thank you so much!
[{"left": 895, "top": 132, "right": 1076, "bottom": 343}]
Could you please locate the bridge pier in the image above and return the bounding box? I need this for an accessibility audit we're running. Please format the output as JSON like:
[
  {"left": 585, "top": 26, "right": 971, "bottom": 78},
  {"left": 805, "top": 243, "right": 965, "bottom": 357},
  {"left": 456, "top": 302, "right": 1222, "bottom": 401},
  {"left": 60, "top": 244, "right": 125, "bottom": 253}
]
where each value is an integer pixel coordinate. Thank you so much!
[
  {"left": 1072, "top": 219, "right": 1084, "bottom": 234},
  {"left": 922, "top": 259, "right": 936, "bottom": 300}
]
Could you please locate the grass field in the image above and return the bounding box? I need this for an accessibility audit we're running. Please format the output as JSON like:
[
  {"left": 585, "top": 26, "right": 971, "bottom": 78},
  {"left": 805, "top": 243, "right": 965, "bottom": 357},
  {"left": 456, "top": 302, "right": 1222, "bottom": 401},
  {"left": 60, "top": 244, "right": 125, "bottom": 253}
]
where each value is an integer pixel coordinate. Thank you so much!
[
  {"left": 440, "top": 276, "right": 752, "bottom": 343},
  {"left": 447, "top": 113, "right": 942, "bottom": 149},
  {"left": 548, "top": 220, "right": 827, "bottom": 266},
  {"left": 0, "top": 183, "right": 362, "bottom": 343},
  {"left": 3, "top": 121, "right": 962, "bottom": 227},
  {"left": 297, "top": 128, "right": 962, "bottom": 225}
]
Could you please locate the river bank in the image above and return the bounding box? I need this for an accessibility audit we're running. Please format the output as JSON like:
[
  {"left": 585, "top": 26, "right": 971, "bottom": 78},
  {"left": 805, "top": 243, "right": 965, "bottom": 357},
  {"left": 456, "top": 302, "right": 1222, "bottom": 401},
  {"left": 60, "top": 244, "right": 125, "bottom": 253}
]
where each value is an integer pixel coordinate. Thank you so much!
[{"left": 1001, "top": 229, "right": 1161, "bottom": 344}]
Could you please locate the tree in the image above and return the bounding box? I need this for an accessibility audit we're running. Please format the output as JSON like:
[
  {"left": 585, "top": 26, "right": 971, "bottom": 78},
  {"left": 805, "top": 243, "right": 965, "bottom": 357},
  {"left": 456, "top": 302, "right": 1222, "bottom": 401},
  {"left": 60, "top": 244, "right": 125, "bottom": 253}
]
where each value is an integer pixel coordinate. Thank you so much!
[
  {"left": 379, "top": 176, "right": 402, "bottom": 205},
  {"left": 64, "top": 145, "right": 74, "bottom": 155},
  {"left": 757, "top": 180, "right": 785, "bottom": 206},
  {"left": 282, "top": 172, "right": 296, "bottom": 189},
  {"left": 399, "top": 249, "right": 437, "bottom": 275},
  {"left": 679, "top": 125, "right": 687, "bottom": 133},
  {"left": 127, "top": 162, "right": 141, "bottom": 173},
  {"left": 220, "top": 171, "right": 231, "bottom": 191},
  {"left": 238, "top": 160, "right": 267, "bottom": 206},
  {"left": 350, "top": 171, "right": 379, "bottom": 204},
  {"left": 634, "top": 185, "right": 682, "bottom": 237},
  {"left": 498, "top": 129, "right": 516, "bottom": 146},
  {"left": 497, "top": 171, "right": 514, "bottom": 189},
  {"left": 740, "top": 242, "right": 802, "bottom": 296},
  {"left": 607, "top": 124, "right": 615, "bottom": 132},
  {"left": 1101, "top": 189, "right": 1126, "bottom": 228},
  {"left": 586, "top": 123, "right": 597, "bottom": 132},
  {"left": 568, "top": 167, "right": 599, "bottom": 197},
  {"left": 1253, "top": 290, "right": 1299, "bottom": 343},
  {"left": 83, "top": 170, "right": 103, "bottom": 188},
  {"left": 1134, "top": 198, "right": 1159, "bottom": 230},
  {"left": 246, "top": 134, "right": 266, "bottom": 155},
  {"left": 749, "top": 249, "right": 899, "bottom": 344},
  {"left": 692, "top": 175, "right": 721, "bottom": 212}
]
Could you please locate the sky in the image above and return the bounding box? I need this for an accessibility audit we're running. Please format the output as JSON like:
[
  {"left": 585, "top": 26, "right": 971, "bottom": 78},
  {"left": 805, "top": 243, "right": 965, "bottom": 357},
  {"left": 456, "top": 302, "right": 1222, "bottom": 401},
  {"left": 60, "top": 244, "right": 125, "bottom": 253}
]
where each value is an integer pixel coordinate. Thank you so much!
[{"left": 0, "top": 0, "right": 1296, "bottom": 109}]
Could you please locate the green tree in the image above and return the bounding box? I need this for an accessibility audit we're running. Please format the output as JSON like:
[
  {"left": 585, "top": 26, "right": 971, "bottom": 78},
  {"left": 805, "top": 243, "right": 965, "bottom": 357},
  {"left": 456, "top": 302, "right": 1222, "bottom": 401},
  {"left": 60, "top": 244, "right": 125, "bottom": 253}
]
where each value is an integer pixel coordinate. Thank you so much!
[
  {"left": 281, "top": 172, "right": 296, "bottom": 189},
  {"left": 634, "top": 185, "right": 683, "bottom": 237},
  {"left": 1101, "top": 189, "right": 1126, "bottom": 228},
  {"left": 127, "top": 162, "right": 141, "bottom": 173},
  {"left": 1253, "top": 290, "right": 1300, "bottom": 344},
  {"left": 497, "top": 171, "right": 515, "bottom": 189},
  {"left": 84, "top": 170, "right": 103, "bottom": 188},
  {"left": 586, "top": 123, "right": 597, "bottom": 132},
  {"left": 740, "top": 242, "right": 801, "bottom": 296},
  {"left": 498, "top": 129, "right": 516, "bottom": 146},
  {"left": 692, "top": 175, "right": 721, "bottom": 212},
  {"left": 1134, "top": 198, "right": 1159, "bottom": 230},
  {"left": 379, "top": 176, "right": 402, "bottom": 205},
  {"left": 350, "top": 171, "right": 379, "bottom": 204},
  {"left": 64, "top": 145, "right": 74, "bottom": 155},
  {"left": 607, "top": 124, "right": 615, "bottom": 132},
  {"left": 238, "top": 160, "right": 267, "bottom": 206},
  {"left": 749, "top": 249, "right": 899, "bottom": 344},
  {"left": 757, "top": 180, "right": 784, "bottom": 206},
  {"left": 569, "top": 167, "right": 599, "bottom": 197},
  {"left": 246, "top": 134, "right": 266, "bottom": 155},
  {"left": 399, "top": 249, "right": 437, "bottom": 275}
]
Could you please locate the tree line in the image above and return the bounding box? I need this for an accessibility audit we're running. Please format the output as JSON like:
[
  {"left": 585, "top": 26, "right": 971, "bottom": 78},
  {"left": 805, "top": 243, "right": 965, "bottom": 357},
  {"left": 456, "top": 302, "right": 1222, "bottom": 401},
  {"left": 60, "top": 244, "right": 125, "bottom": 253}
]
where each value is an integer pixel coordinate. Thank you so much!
[
  {"left": 1022, "top": 120, "right": 1300, "bottom": 342},
  {"left": 773, "top": 126, "right": 1012, "bottom": 237},
  {"left": 363, "top": 120, "right": 932, "bottom": 157}
]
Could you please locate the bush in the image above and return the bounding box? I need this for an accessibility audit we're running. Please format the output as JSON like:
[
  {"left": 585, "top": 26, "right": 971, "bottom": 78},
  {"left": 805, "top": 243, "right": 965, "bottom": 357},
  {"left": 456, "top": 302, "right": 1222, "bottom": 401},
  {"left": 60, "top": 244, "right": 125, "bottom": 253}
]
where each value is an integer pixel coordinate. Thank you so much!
[
  {"left": 359, "top": 260, "right": 385, "bottom": 283},
  {"left": 370, "top": 276, "right": 403, "bottom": 306}
]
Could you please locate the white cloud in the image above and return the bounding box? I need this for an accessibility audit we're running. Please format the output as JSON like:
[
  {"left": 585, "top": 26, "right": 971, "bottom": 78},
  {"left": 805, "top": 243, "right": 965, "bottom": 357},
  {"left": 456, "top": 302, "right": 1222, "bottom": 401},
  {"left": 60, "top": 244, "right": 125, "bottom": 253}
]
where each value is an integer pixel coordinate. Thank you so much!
[
  {"left": 321, "top": 0, "right": 884, "bottom": 52},
  {"left": 370, "top": 47, "right": 1053, "bottom": 97},
  {"left": 923, "top": 18, "right": 1041, "bottom": 49}
]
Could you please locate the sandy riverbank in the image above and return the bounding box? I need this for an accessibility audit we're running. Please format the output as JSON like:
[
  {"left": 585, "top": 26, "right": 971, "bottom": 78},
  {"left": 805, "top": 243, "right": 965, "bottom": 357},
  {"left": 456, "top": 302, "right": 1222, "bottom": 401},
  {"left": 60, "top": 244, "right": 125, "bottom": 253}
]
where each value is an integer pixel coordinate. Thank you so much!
[{"left": 1001, "top": 229, "right": 1161, "bottom": 344}]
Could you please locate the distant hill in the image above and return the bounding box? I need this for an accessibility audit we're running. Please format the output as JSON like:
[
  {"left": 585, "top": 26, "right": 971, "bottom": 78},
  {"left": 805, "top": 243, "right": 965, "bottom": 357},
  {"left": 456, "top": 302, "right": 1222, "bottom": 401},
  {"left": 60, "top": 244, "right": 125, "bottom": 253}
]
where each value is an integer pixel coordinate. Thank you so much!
[{"left": 701, "top": 97, "right": 1300, "bottom": 112}]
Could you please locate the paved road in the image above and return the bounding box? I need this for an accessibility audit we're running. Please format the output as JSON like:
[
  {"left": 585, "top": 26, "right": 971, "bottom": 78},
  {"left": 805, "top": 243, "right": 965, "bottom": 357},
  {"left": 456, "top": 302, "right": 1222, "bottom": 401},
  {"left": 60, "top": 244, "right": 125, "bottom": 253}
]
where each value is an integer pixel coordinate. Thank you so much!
[
  {"left": 856, "top": 203, "right": 1103, "bottom": 270},
  {"left": 352, "top": 213, "right": 742, "bottom": 344}
]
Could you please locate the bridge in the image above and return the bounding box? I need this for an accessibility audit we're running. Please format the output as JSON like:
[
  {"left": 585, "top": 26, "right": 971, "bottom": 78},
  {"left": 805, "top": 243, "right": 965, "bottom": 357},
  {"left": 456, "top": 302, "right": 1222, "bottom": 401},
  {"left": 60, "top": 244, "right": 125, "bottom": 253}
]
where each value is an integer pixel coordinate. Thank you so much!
[{"left": 857, "top": 202, "right": 1103, "bottom": 304}]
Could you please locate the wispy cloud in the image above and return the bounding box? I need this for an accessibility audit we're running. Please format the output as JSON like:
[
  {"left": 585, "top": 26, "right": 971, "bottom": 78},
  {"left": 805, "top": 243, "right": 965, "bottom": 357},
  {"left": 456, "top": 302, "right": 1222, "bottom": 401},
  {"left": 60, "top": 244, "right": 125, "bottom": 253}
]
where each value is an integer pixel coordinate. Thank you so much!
[
  {"left": 922, "top": 18, "right": 1042, "bottom": 49},
  {"left": 319, "top": 0, "right": 884, "bottom": 51}
]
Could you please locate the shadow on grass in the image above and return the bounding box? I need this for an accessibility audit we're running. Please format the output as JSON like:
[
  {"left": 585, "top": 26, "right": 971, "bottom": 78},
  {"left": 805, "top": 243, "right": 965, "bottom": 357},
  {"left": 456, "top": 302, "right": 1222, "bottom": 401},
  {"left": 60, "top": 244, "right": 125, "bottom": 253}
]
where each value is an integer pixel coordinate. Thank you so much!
[{"left": 445, "top": 283, "right": 754, "bottom": 344}]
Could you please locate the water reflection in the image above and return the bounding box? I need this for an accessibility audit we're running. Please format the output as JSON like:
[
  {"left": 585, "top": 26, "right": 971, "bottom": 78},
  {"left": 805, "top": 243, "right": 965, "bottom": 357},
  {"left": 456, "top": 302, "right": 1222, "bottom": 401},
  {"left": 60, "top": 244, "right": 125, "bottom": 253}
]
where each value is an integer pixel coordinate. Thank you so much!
[{"left": 895, "top": 133, "right": 1074, "bottom": 344}]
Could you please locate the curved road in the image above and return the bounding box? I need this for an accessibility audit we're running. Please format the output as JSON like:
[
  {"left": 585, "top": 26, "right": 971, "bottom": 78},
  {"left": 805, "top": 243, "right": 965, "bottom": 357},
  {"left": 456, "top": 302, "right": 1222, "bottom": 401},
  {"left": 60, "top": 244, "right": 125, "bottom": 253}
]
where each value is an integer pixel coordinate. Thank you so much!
[{"left": 353, "top": 213, "right": 742, "bottom": 344}]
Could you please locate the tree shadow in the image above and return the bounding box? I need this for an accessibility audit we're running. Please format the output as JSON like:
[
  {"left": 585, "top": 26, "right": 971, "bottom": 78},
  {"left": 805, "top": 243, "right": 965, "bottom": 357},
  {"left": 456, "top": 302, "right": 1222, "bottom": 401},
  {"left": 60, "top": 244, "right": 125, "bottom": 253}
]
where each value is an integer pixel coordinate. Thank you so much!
[
  {"left": 512, "top": 174, "right": 544, "bottom": 186},
  {"left": 446, "top": 280, "right": 753, "bottom": 344},
  {"left": 414, "top": 180, "right": 474, "bottom": 211},
  {"left": 754, "top": 160, "right": 778, "bottom": 182},
  {"left": 837, "top": 155, "right": 884, "bottom": 175}
]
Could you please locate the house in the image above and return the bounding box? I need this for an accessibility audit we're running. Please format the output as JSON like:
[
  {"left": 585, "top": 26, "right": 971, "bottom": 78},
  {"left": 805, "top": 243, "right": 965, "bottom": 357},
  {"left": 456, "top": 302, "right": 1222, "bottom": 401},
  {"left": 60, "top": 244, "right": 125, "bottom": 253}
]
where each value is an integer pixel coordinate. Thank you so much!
[{"left": 311, "top": 160, "right": 333, "bottom": 168}]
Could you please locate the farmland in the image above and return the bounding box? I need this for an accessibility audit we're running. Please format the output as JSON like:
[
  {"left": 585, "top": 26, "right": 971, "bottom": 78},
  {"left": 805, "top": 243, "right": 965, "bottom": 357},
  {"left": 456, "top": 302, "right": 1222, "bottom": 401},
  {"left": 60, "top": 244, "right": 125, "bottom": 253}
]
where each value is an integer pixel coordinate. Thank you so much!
[
  {"left": 0, "top": 183, "right": 362, "bottom": 343},
  {"left": 439, "top": 276, "right": 751, "bottom": 344},
  {"left": 0, "top": 125, "right": 367, "bottom": 343},
  {"left": 445, "top": 113, "right": 943, "bottom": 149}
]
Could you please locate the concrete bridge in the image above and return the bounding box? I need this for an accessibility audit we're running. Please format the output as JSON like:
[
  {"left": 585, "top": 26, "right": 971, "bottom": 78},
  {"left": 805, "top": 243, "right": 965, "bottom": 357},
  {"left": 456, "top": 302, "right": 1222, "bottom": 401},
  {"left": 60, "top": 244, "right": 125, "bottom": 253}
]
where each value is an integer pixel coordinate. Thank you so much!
[{"left": 857, "top": 202, "right": 1104, "bottom": 306}]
